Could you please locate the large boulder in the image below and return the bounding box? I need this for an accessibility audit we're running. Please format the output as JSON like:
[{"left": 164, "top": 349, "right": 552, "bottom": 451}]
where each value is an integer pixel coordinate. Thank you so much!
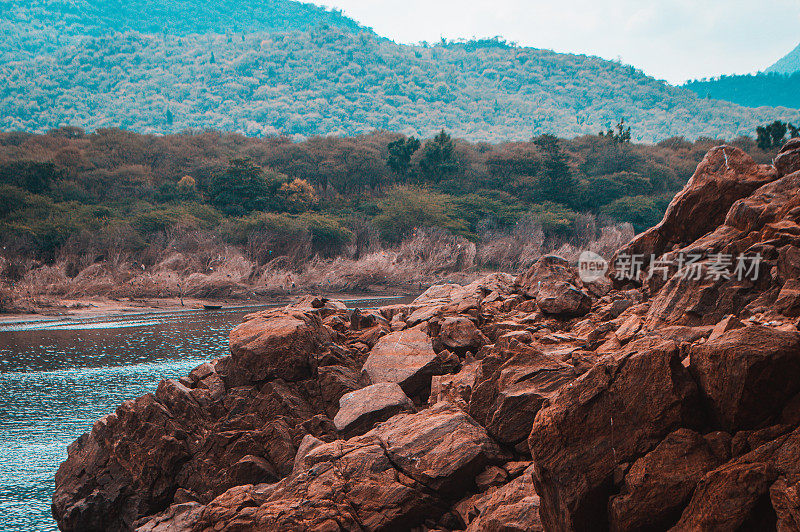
[
  {"left": 469, "top": 341, "right": 577, "bottom": 445},
  {"left": 528, "top": 338, "right": 700, "bottom": 531},
  {"left": 536, "top": 280, "right": 592, "bottom": 318},
  {"left": 229, "top": 308, "right": 330, "bottom": 382},
  {"left": 439, "top": 316, "right": 488, "bottom": 350},
  {"left": 362, "top": 327, "right": 454, "bottom": 396},
  {"left": 775, "top": 138, "right": 800, "bottom": 177},
  {"left": 52, "top": 369, "right": 330, "bottom": 531},
  {"left": 464, "top": 465, "right": 543, "bottom": 531},
  {"left": 333, "top": 382, "right": 413, "bottom": 437},
  {"left": 689, "top": 325, "right": 800, "bottom": 431},
  {"left": 516, "top": 255, "right": 580, "bottom": 299}
]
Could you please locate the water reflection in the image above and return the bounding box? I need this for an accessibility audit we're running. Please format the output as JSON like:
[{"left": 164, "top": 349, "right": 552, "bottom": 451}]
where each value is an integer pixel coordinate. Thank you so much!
[{"left": 0, "top": 296, "right": 410, "bottom": 531}]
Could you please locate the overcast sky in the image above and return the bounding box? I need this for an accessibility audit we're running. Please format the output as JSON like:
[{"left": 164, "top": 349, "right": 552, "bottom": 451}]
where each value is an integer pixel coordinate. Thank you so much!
[{"left": 311, "top": 0, "right": 800, "bottom": 84}]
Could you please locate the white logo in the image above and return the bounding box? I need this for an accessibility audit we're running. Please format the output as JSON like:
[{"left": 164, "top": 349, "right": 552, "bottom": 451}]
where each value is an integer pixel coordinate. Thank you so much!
[{"left": 578, "top": 251, "right": 608, "bottom": 283}]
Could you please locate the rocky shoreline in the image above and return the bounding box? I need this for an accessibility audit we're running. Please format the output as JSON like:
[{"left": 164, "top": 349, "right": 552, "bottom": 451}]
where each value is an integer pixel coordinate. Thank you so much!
[{"left": 53, "top": 140, "right": 800, "bottom": 531}]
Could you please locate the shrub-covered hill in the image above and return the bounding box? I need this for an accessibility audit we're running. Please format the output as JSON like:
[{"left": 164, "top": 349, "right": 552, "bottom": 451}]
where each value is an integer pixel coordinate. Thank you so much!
[
  {"left": 3, "top": 2, "right": 800, "bottom": 142},
  {"left": 6, "top": 0, "right": 365, "bottom": 37}
]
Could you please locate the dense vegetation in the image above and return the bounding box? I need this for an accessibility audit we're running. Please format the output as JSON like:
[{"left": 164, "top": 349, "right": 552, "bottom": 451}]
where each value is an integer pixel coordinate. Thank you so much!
[
  {"left": 3, "top": 2, "right": 800, "bottom": 142},
  {"left": 683, "top": 72, "right": 800, "bottom": 110},
  {"left": 6, "top": 0, "right": 364, "bottom": 37},
  {"left": 0, "top": 127, "right": 776, "bottom": 275}
]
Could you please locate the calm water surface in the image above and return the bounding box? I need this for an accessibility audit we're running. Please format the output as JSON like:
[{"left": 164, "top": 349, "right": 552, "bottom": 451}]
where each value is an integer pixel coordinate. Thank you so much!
[{"left": 0, "top": 297, "right": 406, "bottom": 531}]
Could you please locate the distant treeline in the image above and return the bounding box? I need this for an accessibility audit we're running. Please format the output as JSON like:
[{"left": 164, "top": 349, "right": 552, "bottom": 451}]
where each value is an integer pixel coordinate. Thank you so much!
[
  {"left": 683, "top": 72, "right": 800, "bottom": 110},
  {"left": 0, "top": 127, "right": 777, "bottom": 271}
]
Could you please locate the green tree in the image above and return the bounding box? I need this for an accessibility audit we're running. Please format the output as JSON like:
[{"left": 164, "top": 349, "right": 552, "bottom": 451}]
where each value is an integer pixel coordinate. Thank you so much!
[
  {"left": 532, "top": 134, "right": 577, "bottom": 207},
  {"left": 757, "top": 120, "right": 794, "bottom": 150},
  {"left": 386, "top": 136, "right": 420, "bottom": 177},
  {"left": 372, "top": 186, "right": 465, "bottom": 242},
  {"left": 418, "top": 130, "right": 456, "bottom": 183},
  {"left": 207, "top": 158, "right": 287, "bottom": 216},
  {"left": 599, "top": 118, "right": 631, "bottom": 143}
]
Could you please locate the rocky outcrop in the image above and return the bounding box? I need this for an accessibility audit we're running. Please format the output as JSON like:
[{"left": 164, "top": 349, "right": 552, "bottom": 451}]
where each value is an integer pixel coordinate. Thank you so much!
[
  {"left": 332, "top": 382, "right": 413, "bottom": 437},
  {"left": 54, "top": 140, "right": 800, "bottom": 532}
]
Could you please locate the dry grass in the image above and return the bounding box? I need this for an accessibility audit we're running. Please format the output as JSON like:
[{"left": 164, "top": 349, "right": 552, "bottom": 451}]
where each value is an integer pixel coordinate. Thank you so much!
[{"left": 3, "top": 221, "right": 636, "bottom": 304}]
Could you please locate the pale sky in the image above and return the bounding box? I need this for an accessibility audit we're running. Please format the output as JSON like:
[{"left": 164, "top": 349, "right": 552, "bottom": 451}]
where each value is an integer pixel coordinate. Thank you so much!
[{"left": 311, "top": 0, "right": 800, "bottom": 84}]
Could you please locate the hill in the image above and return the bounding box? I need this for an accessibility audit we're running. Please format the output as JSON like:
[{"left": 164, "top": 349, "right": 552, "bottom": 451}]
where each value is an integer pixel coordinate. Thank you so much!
[
  {"left": 5, "top": 0, "right": 365, "bottom": 37},
  {"left": 682, "top": 72, "right": 800, "bottom": 110},
  {"left": 766, "top": 42, "right": 800, "bottom": 74},
  {"left": 3, "top": 2, "right": 800, "bottom": 142}
]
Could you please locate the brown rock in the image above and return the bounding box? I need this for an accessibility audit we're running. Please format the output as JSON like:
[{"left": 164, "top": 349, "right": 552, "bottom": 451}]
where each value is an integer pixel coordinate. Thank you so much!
[
  {"left": 771, "top": 476, "right": 800, "bottom": 532},
  {"left": 536, "top": 280, "right": 592, "bottom": 318},
  {"left": 229, "top": 308, "right": 330, "bottom": 382},
  {"left": 362, "top": 328, "right": 452, "bottom": 396},
  {"left": 777, "top": 279, "right": 800, "bottom": 316},
  {"left": 671, "top": 461, "right": 775, "bottom": 531},
  {"left": 439, "top": 316, "right": 488, "bottom": 350},
  {"left": 708, "top": 314, "right": 744, "bottom": 341},
  {"left": 775, "top": 146, "right": 800, "bottom": 177},
  {"left": 429, "top": 357, "right": 479, "bottom": 410},
  {"left": 316, "top": 364, "right": 361, "bottom": 416},
  {"left": 192, "top": 403, "right": 504, "bottom": 530},
  {"left": 613, "top": 145, "right": 777, "bottom": 276},
  {"left": 476, "top": 465, "right": 509, "bottom": 491},
  {"left": 469, "top": 341, "right": 577, "bottom": 445},
  {"left": 690, "top": 324, "right": 800, "bottom": 431},
  {"left": 528, "top": 338, "right": 699, "bottom": 531},
  {"left": 466, "top": 466, "right": 543, "bottom": 532},
  {"left": 516, "top": 255, "right": 580, "bottom": 299},
  {"left": 332, "top": 382, "right": 413, "bottom": 437},
  {"left": 609, "top": 429, "right": 722, "bottom": 531}
]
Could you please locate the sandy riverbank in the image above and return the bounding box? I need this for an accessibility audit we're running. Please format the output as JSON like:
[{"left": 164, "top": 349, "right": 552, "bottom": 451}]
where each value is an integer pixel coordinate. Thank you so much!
[{"left": 0, "top": 292, "right": 420, "bottom": 326}]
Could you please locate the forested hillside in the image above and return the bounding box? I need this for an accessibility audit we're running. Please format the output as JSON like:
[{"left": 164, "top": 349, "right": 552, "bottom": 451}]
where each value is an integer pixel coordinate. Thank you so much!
[
  {"left": 3, "top": 2, "right": 800, "bottom": 142},
  {"left": 6, "top": 0, "right": 364, "bottom": 37},
  {"left": 683, "top": 72, "right": 800, "bottom": 110}
]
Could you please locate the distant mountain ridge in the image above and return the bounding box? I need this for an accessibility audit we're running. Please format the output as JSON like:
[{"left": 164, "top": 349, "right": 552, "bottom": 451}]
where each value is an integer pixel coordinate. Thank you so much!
[
  {"left": 767, "top": 43, "right": 800, "bottom": 74},
  {"left": 683, "top": 72, "right": 800, "bottom": 110},
  {"left": 7, "top": 0, "right": 366, "bottom": 36},
  {"left": 2, "top": 0, "right": 800, "bottom": 142}
]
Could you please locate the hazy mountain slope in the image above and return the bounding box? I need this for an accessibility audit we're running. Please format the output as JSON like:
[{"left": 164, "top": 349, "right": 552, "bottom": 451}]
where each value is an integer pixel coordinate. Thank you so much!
[
  {"left": 2, "top": 3, "right": 799, "bottom": 142},
  {"left": 766, "top": 43, "right": 800, "bottom": 74},
  {"left": 683, "top": 72, "right": 800, "bottom": 110},
  {"left": 6, "top": 0, "right": 365, "bottom": 37}
]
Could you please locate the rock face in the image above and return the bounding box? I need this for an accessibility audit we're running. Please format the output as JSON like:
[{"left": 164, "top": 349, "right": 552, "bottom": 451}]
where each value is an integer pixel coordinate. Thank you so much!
[
  {"left": 361, "top": 327, "right": 452, "bottom": 396},
  {"left": 690, "top": 325, "right": 800, "bottom": 431},
  {"left": 332, "top": 382, "right": 413, "bottom": 437},
  {"left": 54, "top": 139, "right": 800, "bottom": 532},
  {"left": 528, "top": 338, "right": 699, "bottom": 530}
]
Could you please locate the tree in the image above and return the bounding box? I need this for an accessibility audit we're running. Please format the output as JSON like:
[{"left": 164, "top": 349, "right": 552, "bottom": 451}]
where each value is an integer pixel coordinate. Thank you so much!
[
  {"left": 418, "top": 130, "right": 456, "bottom": 183},
  {"left": 386, "top": 136, "right": 420, "bottom": 178},
  {"left": 0, "top": 161, "right": 59, "bottom": 194},
  {"left": 532, "top": 134, "right": 577, "bottom": 207},
  {"left": 372, "top": 186, "right": 465, "bottom": 243},
  {"left": 599, "top": 118, "right": 631, "bottom": 144},
  {"left": 166, "top": 108, "right": 174, "bottom": 125},
  {"left": 207, "top": 158, "right": 286, "bottom": 216},
  {"left": 756, "top": 120, "right": 795, "bottom": 150}
]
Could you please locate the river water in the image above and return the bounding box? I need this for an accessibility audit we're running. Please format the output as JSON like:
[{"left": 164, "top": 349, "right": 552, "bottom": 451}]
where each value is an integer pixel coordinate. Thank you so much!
[{"left": 0, "top": 297, "right": 405, "bottom": 531}]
